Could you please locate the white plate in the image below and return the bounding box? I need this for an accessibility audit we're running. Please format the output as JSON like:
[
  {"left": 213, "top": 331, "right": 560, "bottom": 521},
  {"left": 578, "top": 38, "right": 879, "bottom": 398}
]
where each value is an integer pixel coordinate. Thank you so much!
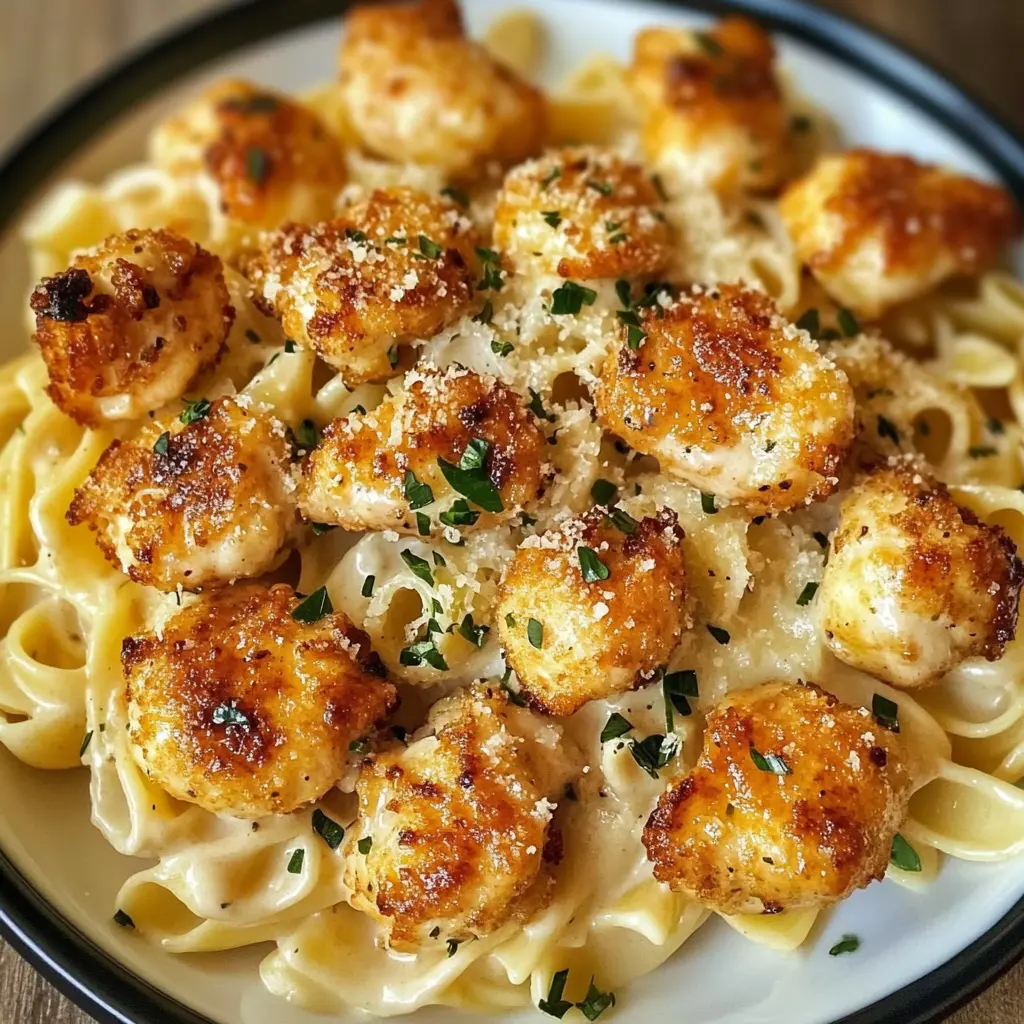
[{"left": 0, "top": 2, "right": 1022, "bottom": 1023}]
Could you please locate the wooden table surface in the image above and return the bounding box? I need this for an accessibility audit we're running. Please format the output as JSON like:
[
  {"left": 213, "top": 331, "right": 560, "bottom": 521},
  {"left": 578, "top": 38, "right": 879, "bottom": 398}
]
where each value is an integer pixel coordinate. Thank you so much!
[{"left": 1, "top": 0, "right": 1022, "bottom": 1022}]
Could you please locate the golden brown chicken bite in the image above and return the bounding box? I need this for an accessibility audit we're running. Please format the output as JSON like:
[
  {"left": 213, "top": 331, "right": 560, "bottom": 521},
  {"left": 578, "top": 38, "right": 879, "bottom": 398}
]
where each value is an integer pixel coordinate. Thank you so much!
[
  {"left": 338, "top": 0, "right": 546, "bottom": 180},
  {"left": 299, "top": 364, "right": 549, "bottom": 534},
  {"left": 643, "top": 681, "right": 914, "bottom": 914},
  {"left": 493, "top": 146, "right": 672, "bottom": 280},
  {"left": 628, "top": 17, "right": 788, "bottom": 193},
  {"left": 345, "top": 684, "right": 576, "bottom": 950},
  {"left": 122, "top": 583, "right": 397, "bottom": 817},
  {"left": 818, "top": 465, "right": 1022, "bottom": 689},
  {"left": 31, "top": 229, "right": 233, "bottom": 426},
  {"left": 246, "top": 187, "right": 480, "bottom": 382},
  {"left": 594, "top": 284, "right": 855, "bottom": 514},
  {"left": 150, "top": 78, "right": 346, "bottom": 248},
  {"left": 67, "top": 397, "right": 296, "bottom": 591},
  {"left": 779, "top": 150, "right": 1020, "bottom": 318},
  {"left": 495, "top": 508, "right": 689, "bottom": 715}
]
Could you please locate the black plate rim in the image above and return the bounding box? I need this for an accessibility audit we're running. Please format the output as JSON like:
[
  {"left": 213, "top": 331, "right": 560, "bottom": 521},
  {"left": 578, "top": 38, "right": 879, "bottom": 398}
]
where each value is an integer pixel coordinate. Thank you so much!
[{"left": 0, "top": 1, "right": 1022, "bottom": 1023}]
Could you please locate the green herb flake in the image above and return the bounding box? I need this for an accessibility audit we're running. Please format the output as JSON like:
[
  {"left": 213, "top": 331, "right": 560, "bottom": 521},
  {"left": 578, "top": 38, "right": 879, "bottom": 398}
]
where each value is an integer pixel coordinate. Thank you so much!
[
  {"left": 439, "top": 498, "right": 481, "bottom": 528},
  {"left": 872, "top": 693, "right": 900, "bottom": 733},
  {"left": 615, "top": 278, "right": 633, "bottom": 308},
  {"left": 813, "top": 531, "right": 829, "bottom": 549},
  {"left": 749, "top": 747, "right": 792, "bottom": 775},
  {"left": 292, "top": 585, "right": 333, "bottom": 623},
  {"left": 357, "top": 836, "right": 373, "bottom": 856},
  {"left": 606, "top": 508, "right": 639, "bottom": 535},
  {"left": 310, "top": 521, "right": 335, "bottom": 536},
  {"left": 387, "top": 345, "right": 400, "bottom": 369},
  {"left": 585, "top": 179, "right": 614, "bottom": 196},
  {"left": 458, "top": 613, "right": 490, "bottom": 648},
  {"left": 491, "top": 336, "right": 514, "bottom": 357},
  {"left": 538, "top": 968, "right": 573, "bottom": 1019},
  {"left": 791, "top": 113, "right": 812, "bottom": 132},
  {"left": 577, "top": 546, "right": 610, "bottom": 583},
  {"left": 890, "top": 833, "right": 921, "bottom": 872},
  {"left": 540, "top": 166, "right": 561, "bottom": 190},
  {"left": 600, "top": 712, "right": 634, "bottom": 743},
  {"left": 707, "top": 624, "right": 731, "bottom": 645},
  {"left": 290, "top": 418, "right": 321, "bottom": 452},
  {"left": 694, "top": 31, "right": 724, "bottom": 56},
  {"left": 577, "top": 977, "right": 616, "bottom": 1021},
  {"left": 837, "top": 307, "right": 861, "bottom": 337},
  {"left": 829, "top": 934, "right": 860, "bottom": 956},
  {"left": 432, "top": 552, "right": 446, "bottom": 568},
  {"left": 796, "top": 581, "right": 819, "bottom": 606},
  {"left": 437, "top": 456, "right": 503, "bottom": 513},
  {"left": 349, "top": 736, "right": 370, "bottom": 755},
  {"left": 446, "top": 939, "right": 461, "bottom": 958},
  {"left": 211, "top": 702, "right": 249, "bottom": 727},
  {"left": 527, "top": 618, "right": 544, "bottom": 649},
  {"left": 153, "top": 431, "right": 170, "bottom": 456},
  {"left": 286, "top": 848, "right": 305, "bottom": 874},
  {"left": 877, "top": 415, "right": 901, "bottom": 446},
  {"left": 245, "top": 145, "right": 270, "bottom": 185},
  {"left": 542, "top": 210, "right": 563, "bottom": 228},
  {"left": 550, "top": 280, "right": 598, "bottom": 316},
  {"left": 987, "top": 417, "right": 1006, "bottom": 435},
  {"left": 475, "top": 247, "right": 504, "bottom": 291},
  {"left": 630, "top": 733, "right": 680, "bottom": 778},
  {"left": 403, "top": 469, "right": 434, "bottom": 510},
  {"left": 418, "top": 234, "right": 444, "bottom": 259},
  {"left": 460, "top": 437, "right": 490, "bottom": 471},
  {"left": 361, "top": 574, "right": 375, "bottom": 598},
  {"left": 663, "top": 670, "right": 698, "bottom": 729},
  {"left": 441, "top": 185, "right": 470, "bottom": 208},
  {"left": 400, "top": 549, "right": 435, "bottom": 586},
  {"left": 311, "top": 808, "right": 345, "bottom": 850},
  {"left": 527, "top": 388, "right": 556, "bottom": 422},
  {"left": 79, "top": 730, "right": 93, "bottom": 757},
  {"left": 179, "top": 397, "right": 212, "bottom": 425},
  {"left": 474, "top": 299, "right": 494, "bottom": 325},
  {"left": 700, "top": 492, "right": 717, "bottom": 515},
  {"left": 590, "top": 478, "right": 617, "bottom": 506},
  {"left": 399, "top": 638, "right": 448, "bottom": 671},
  {"left": 416, "top": 512, "right": 431, "bottom": 536},
  {"left": 795, "top": 308, "right": 820, "bottom": 336},
  {"left": 113, "top": 909, "right": 135, "bottom": 929}
]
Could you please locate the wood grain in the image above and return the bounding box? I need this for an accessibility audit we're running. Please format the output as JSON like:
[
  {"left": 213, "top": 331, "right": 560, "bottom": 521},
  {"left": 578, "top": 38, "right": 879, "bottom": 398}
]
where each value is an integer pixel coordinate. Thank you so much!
[{"left": 0, "top": 1, "right": 1022, "bottom": 1022}]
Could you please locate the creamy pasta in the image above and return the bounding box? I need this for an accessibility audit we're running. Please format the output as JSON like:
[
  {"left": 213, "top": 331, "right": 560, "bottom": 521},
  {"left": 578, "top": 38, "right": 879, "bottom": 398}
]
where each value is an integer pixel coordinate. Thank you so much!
[{"left": 1, "top": 1, "right": 1023, "bottom": 1020}]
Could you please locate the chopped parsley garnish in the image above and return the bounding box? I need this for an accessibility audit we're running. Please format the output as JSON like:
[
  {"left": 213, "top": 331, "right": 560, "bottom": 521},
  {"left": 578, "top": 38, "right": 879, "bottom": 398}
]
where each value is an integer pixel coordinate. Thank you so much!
[
  {"left": 476, "top": 247, "right": 504, "bottom": 291},
  {"left": 311, "top": 808, "right": 345, "bottom": 850},
  {"left": 527, "top": 618, "right": 544, "bottom": 649},
  {"left": 474, "top": 299, "right": 494, "bottom": 325},
  {"left": 403, "top": 469, "right": 434, "bottom": 510},
  {"left": 590, "top": 478, "right": 617, "bottom": 506},
  {"left": 813, "top": 531, "right": 829, "bottom": 549},
  {"left": 446, "top": 939, "right": 461, "bottom": 957},
  {"left": 491, "top": 336, "right": 514, "bottom": 357},
  {"left": 349, "top": 737, "right": 370, "bottom": 754},
  {"left": 527, "top": 388, "right": 556, "bottom": 422},
  {"left": 286, "top": 849, "right": 304, "bottom": 874},
  {"left": 538, "top": 968, "right": 573, "bottom": 1018},
  {"left": 211, "top": 703, "right": 249, "bottom": 727},
  {"left": 749, "top": 747, "right": 792, "bottom": 775},
  {"left": 796, "top": 581, "right": 819, "bottom": 606},
  {"left": 352, "top": 404, "right": 366, "bottom": 415},
  {"left": 458, "top": 613, "right": 490, "bottom": 648},
  {"left": 551, "top": 280, "right": 598, "bottom": 316},
  {"left": 384, "top": 235, "right": 406, "bottom": 246},
  {"left": 245, "top": 146, "right": 270, "bottom": 185},
  {"left": 837, "top": 307, "right": 860, "bottom": 337},
  {"left": 437, "top": 446, "right": 503, "bottom": 512},
  {"left": 617, "top": 308, "right": 646, "bottom": 349},
  {"left": 357, "top": 836, "right": 373, "bottom": 855},
  {"left": 872, "top": 693, "right": 900, "bottom": 733},
  {"left": 429, "top": 926, "right": 441, "bottom": 939},
  {"left": 153, "top": 431, "right": 170, "bottom": 456},
  {"left": 795, "top": 308, "right": 820, "bottom": 336},
  {"left": 542, "top": 210, "right": 563, "bottom": 228},
  {"left": 600, "top": 712, "right": 634, "bottom": 743},
  {"left": 283, "top": 339, "right": 296, "bottom": 354},
  {"left": 113, "top": 909, "right": 135, "bottom": 929},
  {"left": 361, "top": 574, "right": 375, "bottom": 597},
  {"left": 969, "top": 445, "right": 997, "bottom": 458},
  {"left": 387, "top": 345, "right": 400, "bottom": 369},
  {"left": 505, "top": 613, "right": 516, "bottom": 629},
  {"left": 418, "top": 234, "right": 444, "bottom": 259},
  {"left": 79, "top": 730, "right": 93, "bottom": 757},
  {"left": 765, "top": 439, "right": 777, "bottom": 452},
  {"left": 439, "top": 499, "right": 480, "bottom": 528},
  {"left": 791, "top": 113, "right": 812, "bottom": 132},
  {"left": 416, "top": 512, "right": 430, "bottom": 536},
  {"left": 664, "top": 670, "right": 698, "bottom": 729},
  {"left": 501, "top": 674, "right": 528, "bottom": 707},
  {"left": 441, "top": 185, "right": 470, "bottom": 208},
  {"left": 400, "top": 638, "right": 448, "bottom": 670},
  {"left": 987, "top": 417, "right": 1006, "bottom": 435},
  {"left": 707, "top": 624, "right": 731, "bottom": 645},
  {"left": 877, "top": 415, "right": 901, "bottom": 446},
  {"left": 615, "top": 278, "right": 632, "bottom": 308},
  {"left": 694, "top": 31, "right": 724, "bottom": 56},
  {"left": 292, "top": 586, "right": 333, "bottom": 623},
  {"left": 345, "top": 227, "right": 368, "bottom": 243},
  {"left": 630, "top": 733, "right": 680, "bottom": 778},
  {"left": 540, "top": 166, "right": 561, "bottom": 189},
  {"left": 606, "top": 508, "right": 639, "bottom": 535},
  {"left": 577, "top": 546, "right": 610, "bottom": 583},
  {"left": 577, "top": 978, "right": 616, "bottom": 1021},
  {"left": 460, "top": 437, "right": 490, "bottom": 471},
  {"left": 179, "top": 397, "right": 212, "bottom": 425},
  {"left": 700, "top": 492, "right": 717, "bottom": 515},
  {"left": 291, "top": 418, "right": 321, "bottom": 451},
  {"left": 400, "top": 549, "right": 435, "bottom": 586},
  {"left": 889, "top": 833, "right": 921, "bottom": 872},
  {"left": 585, "top": 179, "right": 614, "bottom": 196},
  {"left": 829, "top": 935, "right": 860, "bottom": 956}
]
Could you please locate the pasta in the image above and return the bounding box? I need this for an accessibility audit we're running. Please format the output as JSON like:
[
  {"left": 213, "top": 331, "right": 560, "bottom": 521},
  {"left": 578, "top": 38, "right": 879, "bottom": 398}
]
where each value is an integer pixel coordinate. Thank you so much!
[{"left": 1, "top": 1, "right": 1022, "bottom": 1020}]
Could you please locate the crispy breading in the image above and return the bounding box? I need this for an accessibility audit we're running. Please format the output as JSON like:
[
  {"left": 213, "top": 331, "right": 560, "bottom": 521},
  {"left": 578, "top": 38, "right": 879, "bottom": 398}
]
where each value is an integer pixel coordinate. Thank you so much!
[
  {"left": 67, "top": 397, "right": 296, "bottom": 591},
  {"left": 298, "top": 364, "right": 549, "bottom": 535},
  {"left": 245, "top": 187, "right": 481, "bottom": 382},
  {"left": 818, "top": 465, "right": 1023, "bottom": 688},
  {"left": 338, "top": 0, "right": 546, "bottom": 179},
  {"left": 594, "top": 284, "right": 855, "bottom": 513},
  {"left": 31, "top": 229, "right": 233, "bottom": 426},
  {"left": 780, "top": 150, "right": 1020, "bottom": 317},
  {"left": 493, "top": 146, "right": 672, "bottom": 280},
  {"left": 345, "top": 685, "right": 576, "bottom": 950},
  {"left": 495, "top": 508, "right": 689, "bottom": 715},
  {"left": 122, "top": 583, "right": 397, "bottom": 817},
  {"left": 628, "top": 17, "right": 788, "bottom": 193},
  {"left": 643, "top": 681, "right": 914, "bottom": 914}
]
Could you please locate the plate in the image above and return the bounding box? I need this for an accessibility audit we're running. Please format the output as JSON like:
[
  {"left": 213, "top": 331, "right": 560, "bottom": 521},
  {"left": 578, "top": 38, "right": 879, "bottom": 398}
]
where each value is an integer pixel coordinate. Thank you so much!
[{"left": 0, "top": 1, "right": 1022, "bottom": 1023}]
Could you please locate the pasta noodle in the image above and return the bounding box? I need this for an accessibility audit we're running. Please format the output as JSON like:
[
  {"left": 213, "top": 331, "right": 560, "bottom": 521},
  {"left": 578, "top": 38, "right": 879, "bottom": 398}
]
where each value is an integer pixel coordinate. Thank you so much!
[{"left": 1, "top": 3, "right": 1022, "bottom": 1020}]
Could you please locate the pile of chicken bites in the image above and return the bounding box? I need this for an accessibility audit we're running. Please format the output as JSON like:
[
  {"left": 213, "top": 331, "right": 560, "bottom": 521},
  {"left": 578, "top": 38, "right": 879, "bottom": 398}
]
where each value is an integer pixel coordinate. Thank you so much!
[{"left": 31, "top": 0, "right": 1023, "bottom": 963}]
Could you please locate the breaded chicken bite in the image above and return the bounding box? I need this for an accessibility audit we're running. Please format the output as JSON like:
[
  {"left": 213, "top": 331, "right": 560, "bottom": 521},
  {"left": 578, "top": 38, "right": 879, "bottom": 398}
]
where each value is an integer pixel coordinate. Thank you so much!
[
  {"left": 779, "top": 150, "right": 1020, "bottom": 318},
  {"left": 495, "top": 508, "right": 689, "bottom": 715},
  {"left": 151, "top": 79, "right": 345, "bottom": 246},
  {"left": 818, "top": 466, "right": 1022, "bottom": 689},
  {"left": 122, "top": 583, "right": 397, "bottom": 817},
  {"left": 595, "top": 284, "right": 855, "bottom": 514},
  {"left": 628, "top": 17, "right": 788, "bottom": 193},
  {"left": 299, "top": 364, "right": 549, "bottom": 534},
  {"left": 30, "top": 229, "right": 233, "bottom": 426},
  {"left": 338, "top": 0, "right": 546, "bottom": 180},
  {"left": 345, "top": 685, "right": 576, "bottom": 950},
  {"left": 493, "top": 146, "right": 672, "bottom": 280},
  {"left": 246, "top": 187, "right": 480, "bottom": 382},
  {"left": 68, "top": 397, "right": 296, "bottom": 591},
  {"left": 643, "top": 681, "right": 914, "bottom": 914}
]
